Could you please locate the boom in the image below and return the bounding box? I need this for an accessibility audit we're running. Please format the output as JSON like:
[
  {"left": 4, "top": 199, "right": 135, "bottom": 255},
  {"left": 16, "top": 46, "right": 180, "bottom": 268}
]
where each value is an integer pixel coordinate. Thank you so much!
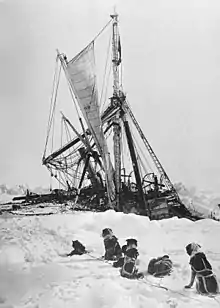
[{"left": 42, "top": 131, "right": 91, "bottom": 165}]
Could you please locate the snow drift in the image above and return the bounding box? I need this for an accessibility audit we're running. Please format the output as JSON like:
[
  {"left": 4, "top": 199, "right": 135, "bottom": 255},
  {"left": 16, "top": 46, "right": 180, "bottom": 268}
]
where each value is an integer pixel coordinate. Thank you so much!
[{"left": 0, "top": 210, "right": 219, "bottom": 308}]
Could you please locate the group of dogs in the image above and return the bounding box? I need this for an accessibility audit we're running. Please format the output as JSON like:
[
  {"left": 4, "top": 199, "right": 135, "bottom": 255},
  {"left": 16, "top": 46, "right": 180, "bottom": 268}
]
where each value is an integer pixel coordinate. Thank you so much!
[{"left": 65, "top": 228, "right": 219, "bottom": 296}]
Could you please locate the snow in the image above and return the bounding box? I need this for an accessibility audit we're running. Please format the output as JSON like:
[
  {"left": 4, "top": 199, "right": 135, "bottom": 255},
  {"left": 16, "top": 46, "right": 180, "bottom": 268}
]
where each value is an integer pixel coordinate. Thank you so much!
[
  {"left": 0, "top": 185, "right": 50, "bottom": 204},
  {"left": 0, "top": 210, "right": 220, "bottom": 307},
  {"left": 175, "top": 183, "right": 220, "bottom": 219},
  {"left": 2, "top": 181, "right": 220, "bottom": 220}
]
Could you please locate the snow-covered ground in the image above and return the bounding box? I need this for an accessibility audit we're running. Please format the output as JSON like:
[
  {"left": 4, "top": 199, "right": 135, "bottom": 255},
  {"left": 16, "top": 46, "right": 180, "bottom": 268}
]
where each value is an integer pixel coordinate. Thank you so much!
[{"left": 0, "top": 210, "right": 220, "bottom": 308}]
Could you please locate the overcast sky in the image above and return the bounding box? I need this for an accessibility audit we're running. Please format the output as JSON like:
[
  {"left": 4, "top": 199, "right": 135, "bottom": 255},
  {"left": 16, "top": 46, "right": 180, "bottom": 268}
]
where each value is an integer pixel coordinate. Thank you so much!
[{"left": 1, "top": 0, "right": 220, "bottom": 192}]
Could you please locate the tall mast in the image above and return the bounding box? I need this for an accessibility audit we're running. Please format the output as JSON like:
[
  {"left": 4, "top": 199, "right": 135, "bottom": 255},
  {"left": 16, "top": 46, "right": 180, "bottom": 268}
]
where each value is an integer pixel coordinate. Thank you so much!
[
  {"left": 111, "top": 11, "right": 120, "bottom": 95},
  {"left": 111, "top": 11, "right": 122, "bottom": 210},
  {"left": 123, "top": 117, "right": 148, "bottom": 214}
]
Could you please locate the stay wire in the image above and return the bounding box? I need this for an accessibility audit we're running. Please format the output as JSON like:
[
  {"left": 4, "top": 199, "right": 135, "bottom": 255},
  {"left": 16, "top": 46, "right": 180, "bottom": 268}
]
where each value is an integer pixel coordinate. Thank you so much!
[
  {"left": 100, "top": 31, "right": 112, "bottom": 108},
  {"left": 92, "top": 19, "right": 113, "bottom": 44},
  {"left": 50, "top": 64, "right": 62, "bottom": 155},
  {"left": 44, "top": 58, "right": 60, "bottom": 157},
  {"left": 131, "top": 127, "right": 153, "bottom": 174},
  {"left": 67, "top": 19, "right": 112, "bottom": 65},
  {"left": 101, "top": 58, "right": 112, "bottom": 112}
]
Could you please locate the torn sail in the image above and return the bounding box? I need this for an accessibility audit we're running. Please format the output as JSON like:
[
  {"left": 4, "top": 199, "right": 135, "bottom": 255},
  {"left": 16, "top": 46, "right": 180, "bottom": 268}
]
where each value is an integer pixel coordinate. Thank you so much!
[{"left": 65, "top": 42, "right": 115, "bottom": 200}]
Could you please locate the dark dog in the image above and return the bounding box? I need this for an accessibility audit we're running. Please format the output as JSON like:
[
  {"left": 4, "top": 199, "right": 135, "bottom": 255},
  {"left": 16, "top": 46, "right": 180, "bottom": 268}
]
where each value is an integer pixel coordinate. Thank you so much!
[
  {"left": 101, "top": 228, "right": 122, "bottom": 261},
  {"left": 185, "top": 243, "right": 219, "bottom": 295},
  {"left": 66, "top": 240, "right": 87, "bottom": 256},
  {"left": 120, "top": 238, "right": 144, "bottom": 279}
]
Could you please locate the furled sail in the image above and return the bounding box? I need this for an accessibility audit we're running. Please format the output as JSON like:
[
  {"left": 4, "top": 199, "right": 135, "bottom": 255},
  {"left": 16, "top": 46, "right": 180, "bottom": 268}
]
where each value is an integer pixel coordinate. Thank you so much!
[{"left": 65, "top": 42, "right": 115, "bottom": 200}]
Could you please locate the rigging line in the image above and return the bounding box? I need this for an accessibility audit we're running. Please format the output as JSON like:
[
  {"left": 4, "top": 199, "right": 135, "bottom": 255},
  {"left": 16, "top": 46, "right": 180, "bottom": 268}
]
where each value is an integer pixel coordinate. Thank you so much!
[
  {"left": 47, "top": 63, "right": 61, "bottom": 142},
  {"left": 65, "top": 120, "right": 75, "bottom": 170},
  {"left": 64, "top": 124, "right": 74, "bottom": 167},
  {"left": 105, "top": 60, "right": 113, "bottom": 103},
  {"left": 62, "top": 120, "right": 73, "bottom": 171},
  {"left": 43, "top": 58, "right": 60, "bottom": 156},
  {"left": 123, "top": 123, "right": 131, "bottom": 171},
  {"left": 57, "top": 54, "right": 81, "bottom": 120},
  {"left": 61, "top": 117, "right": 64, "bottom": 148},
  {"left": 128, "top": 111, "right": 153, "bottom": 173},
  {"left": 46, "top": 60, "right": 59, "bottom": 137},
  {"left": 51, "top": 110, "right": 56, "bottom": 154},
  {"left": 60, "top": 119, "right": 68, "bottom": 174},
  {"left": 89, "top": 253, "right": 218, "bottom": 305},
  {"left": 142, "top": 279, "right": 207, "bottom": 304},
  {"left": 60, "top": 166, "right": 69, "bottom": 188},
  {"left": 55, "top": 170, "right": 65, "bottom": 188},
  {"left": 70, "top": 167, "right": 75, "bottom": 187},
  {"left": 120, "top": 58, "right": 123, "bottom": 89},
  {"left": 67, "top": 19, "right": 112, "bottom": 67},
  {"left": 121, "top": 124, "right": 126, "bottom": 169},
  {"left": 92, "top": 19, "right": 113, "bottom": 44},
  {"left": 45, "top": 59, "right": 59, "bottom": 139},
  {"left": 62, "top": 148, "right": 81, "bottom": 160},
  {"left": 100, "top": 31, "right": 112, "bottom": 107},
  {"left": 57, "top": 173, "right": 66, "bottom": 189},
  {"left": 50, "top": 64, "right": 62, "bottom": 154},
  {"left": 131, "top": 128, "right": 153, "bottom": 174},
  {"left": 56, "top": 149, "right": 80, "bottom": 161},
  {"left": 101, "top": 58, "right": 112, "bottom": 112},
  {"left": 84, "top": 253, "right": 211, "bottom": 305},
  {"left": 66, "top": 78, "right": 81, "bottom": 120},
  {"left": 129, "top": 125, "right": 149, "bottom": 179},
  {"left": 48, "top": 168, "right": 53, "bottom": 190}
]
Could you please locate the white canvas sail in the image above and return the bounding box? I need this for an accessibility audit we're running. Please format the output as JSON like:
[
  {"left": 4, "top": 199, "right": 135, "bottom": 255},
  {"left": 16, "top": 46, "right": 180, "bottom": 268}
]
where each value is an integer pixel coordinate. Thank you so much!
[{"left": 65, "top": 42, "right": 115, "bottom": 200}]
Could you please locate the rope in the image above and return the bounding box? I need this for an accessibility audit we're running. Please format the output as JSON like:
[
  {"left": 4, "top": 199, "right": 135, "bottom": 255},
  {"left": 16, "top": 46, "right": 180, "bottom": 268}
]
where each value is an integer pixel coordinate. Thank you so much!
[
  {"left": 129, "top": 116, "right": 153, "bottom": 174},
  {"left": 120, "top": 55, "right": 123, "bottom": 89},
  {"left": 81, "top": 252, "right": 220, "bottom": 306},
  {"left": 121, "top": 125, "right": 125, "bottom": 170},
  {"left": 51, "top": 105, "right": 56, "bottom": 155},
  {"left": 91, "top": 20, "right": 112, "bottom": 44},
  {"left": 61, "top": 117, "right": 64, "bottom": 148},
  {"left": 64, "top": 71, "right": 81, "bottom": 120},
  {"left": 129, "top": 125, "right": 150, "bottom": 179},
  {"left": 142, "top": 278, "right": 206, "bottom": 303},
  {"left": 44, "top": 58, "right": 59, "bottom": 146},
  {"left": 100, "top": 31, "right": 112, "bottom": 108},
  {"left": 50, "top": 64, "right": 62, "bottom": 155},
  {"left": 49, "top": 172, "right": 52, "bottom": 191},
  {"left": 67, "top": 20, "right": 112, "bottom": 67},
  {"left": 85, "top": 252, "right": 113, "bottom": 265},
  {"left": 101, "top": 57, "right": 112, "bottom": 113},
  {"left": 44, "top": 59, "right": 61, "bottom": 158},
  {"left": 64, "top": 120, "right": 74, "bottom": 169},
  {"left": 132, "top": 130, "right": 153, "bottom": 174}
]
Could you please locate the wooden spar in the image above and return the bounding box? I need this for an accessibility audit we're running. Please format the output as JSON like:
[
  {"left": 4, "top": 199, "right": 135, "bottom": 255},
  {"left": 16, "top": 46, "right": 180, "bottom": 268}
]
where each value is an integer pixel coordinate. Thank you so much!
[
  {"left": 78, "top": 147, "right": 100, "bottom": 189},
  {"left": 42, "top": 132, "right": 90, "bottom": 165},
  {"left": 111, "top": 12, "right": 122, "bottom": 211},
  {"left": 122, "top": 116, "right": 149, "bottom": 215}
]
